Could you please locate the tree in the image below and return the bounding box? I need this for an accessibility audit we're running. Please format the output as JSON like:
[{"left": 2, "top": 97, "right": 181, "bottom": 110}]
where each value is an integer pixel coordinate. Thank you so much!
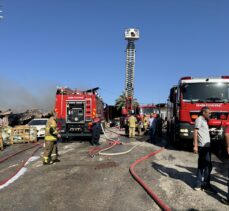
[{"left": 115, "top": 92, "right": 139, "bottom": 111}]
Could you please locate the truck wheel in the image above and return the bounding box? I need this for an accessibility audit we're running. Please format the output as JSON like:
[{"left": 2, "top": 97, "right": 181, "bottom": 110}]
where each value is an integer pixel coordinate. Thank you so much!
[{"left": 171, "top": 132, "right": 183, "bottom": 150}]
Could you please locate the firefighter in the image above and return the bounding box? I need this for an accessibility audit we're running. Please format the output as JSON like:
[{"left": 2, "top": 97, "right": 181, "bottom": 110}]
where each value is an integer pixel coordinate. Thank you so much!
[
  {"left": 43, "top": 112, "right": 61, "bottom": 165},
  {"left": 143, "top": 115, "right": 148, "bottom": 132},
  {"left": 91, "top": 117, "right": 101, "bottom": 146},
  {"left": 128, "top": 112, "right": 137, "bottom": 138}
]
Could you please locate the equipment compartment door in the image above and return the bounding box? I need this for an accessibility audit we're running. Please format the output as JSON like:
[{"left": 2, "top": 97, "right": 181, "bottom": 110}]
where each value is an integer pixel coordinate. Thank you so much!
[{"left": 67, "top": 101, "right": 85, "bottom": 123}]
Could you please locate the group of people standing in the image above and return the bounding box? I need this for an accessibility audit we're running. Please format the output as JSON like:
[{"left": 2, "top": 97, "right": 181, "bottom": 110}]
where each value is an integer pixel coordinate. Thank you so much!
[
  {"left": 127, "top": 112, "right": 164, "bottom": 141},
  {"left": 148, "top": 113, "right": 164, "bottom": 143}
]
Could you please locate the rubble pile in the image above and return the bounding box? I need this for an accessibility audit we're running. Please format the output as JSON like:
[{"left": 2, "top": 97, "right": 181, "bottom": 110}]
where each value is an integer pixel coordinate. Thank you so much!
[
  {"left": 13, "top": 109, "right": 50, "bottom": 125},
  {"left": 0, "top": 109, "right": 50, "bottom": 126}
]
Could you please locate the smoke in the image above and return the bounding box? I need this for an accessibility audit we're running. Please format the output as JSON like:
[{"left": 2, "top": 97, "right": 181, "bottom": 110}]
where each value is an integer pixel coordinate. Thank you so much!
[{"left": 0, "top": 77, "right": 56, "bottom": 112}]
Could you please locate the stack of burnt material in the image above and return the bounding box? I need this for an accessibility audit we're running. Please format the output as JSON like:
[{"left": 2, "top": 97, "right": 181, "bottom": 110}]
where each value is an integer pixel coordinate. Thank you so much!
[
  {"left": 7, "top": 109, "right": 50, "bottom": 126},
  {"left": 16, "top": 109, "right": 43, "bottom": 125},
  {"left": 0, "top": 110, "right": 12, "bottom": 127}
]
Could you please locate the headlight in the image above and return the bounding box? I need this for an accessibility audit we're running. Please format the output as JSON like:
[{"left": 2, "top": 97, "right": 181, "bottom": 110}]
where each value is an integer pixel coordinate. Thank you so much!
[
  {"left": 40, "top": 128, "right": 46, "bottom": 132},
  {"left": 180, "top": 129, "right": 188, "bottom": 133}
]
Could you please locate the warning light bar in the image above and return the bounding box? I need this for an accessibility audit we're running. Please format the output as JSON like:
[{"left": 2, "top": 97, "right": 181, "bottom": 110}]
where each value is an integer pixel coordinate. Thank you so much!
[{"left": 181, "top": 76, "right": 192, "bottom": 80}]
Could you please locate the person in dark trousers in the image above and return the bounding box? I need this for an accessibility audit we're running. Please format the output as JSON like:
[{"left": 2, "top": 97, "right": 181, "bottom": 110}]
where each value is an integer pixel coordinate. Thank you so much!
[
  {"left": 221, "top": 126, "right": 229, "bottom": 205},
  {"left": 156, "top": 114, "right": 164, "bottom": 137},
  {"left": 91, "top": 117, "right": 101, "bottom": 146},
  {"left": 137, "top": 117, "right": 143, "bottom": 136},
  {"left": 193, "top": 106, "right": 217, "bottom": 194}
]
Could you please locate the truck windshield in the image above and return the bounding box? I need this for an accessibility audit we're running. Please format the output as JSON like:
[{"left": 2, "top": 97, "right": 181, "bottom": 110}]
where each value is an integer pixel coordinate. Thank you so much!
[{"left": 182, "top": 83, "right": 229, "bottom": 102}]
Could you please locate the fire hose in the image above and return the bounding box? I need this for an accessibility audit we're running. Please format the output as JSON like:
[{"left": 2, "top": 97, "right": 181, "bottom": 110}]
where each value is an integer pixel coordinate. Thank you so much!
[
  {"left": 0, "top": 144, "right": 42, "bottom": 187},
  {"left": 129, "top": 148, "right": 171, "bottom": 211},
  {"left": 99, "top": 143, "right": 140, "bottom": 156},
  {"left": 88, "top": 124, "right": 140, "bottom": 157},
  {"left": 92, "top": 126, "right": 171, "bottom": 210},
  {"left": 0, "top": 143, "right": 41, "bottom": 164}
]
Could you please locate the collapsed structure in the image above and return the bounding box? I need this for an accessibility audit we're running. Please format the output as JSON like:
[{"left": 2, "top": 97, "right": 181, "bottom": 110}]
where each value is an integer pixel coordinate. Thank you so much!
[{"left": 0, "top": 109, "right": 50, "bottom": 127}]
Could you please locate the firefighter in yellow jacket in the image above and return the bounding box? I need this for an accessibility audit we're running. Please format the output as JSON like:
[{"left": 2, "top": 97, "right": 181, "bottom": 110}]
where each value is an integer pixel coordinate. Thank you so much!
[
  {"left": 128, "top": 112, "right": 137, "bottom": 138},
  {"left": 43, "top": 112, "right": 61, "bottom": 165},
  {"left": 143, "top": 115, "right": 148, "bottom": 131}
]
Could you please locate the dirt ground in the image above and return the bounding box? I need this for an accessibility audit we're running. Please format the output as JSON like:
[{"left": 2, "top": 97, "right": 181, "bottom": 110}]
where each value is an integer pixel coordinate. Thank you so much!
[{"left": 0, "top": 128, "right": 228, "bottom": 211}]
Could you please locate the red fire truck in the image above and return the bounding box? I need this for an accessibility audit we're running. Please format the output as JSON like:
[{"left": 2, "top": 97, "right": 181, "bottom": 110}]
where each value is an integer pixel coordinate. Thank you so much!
[
  {"left": 138, "top": 104, "right": 157, "bottom": 118},
  {"left": 167, "top": 76, "right": 229, "bottom": 145},
  {"left": 55, "top": 87, "right": 105, "bottom": 139}
]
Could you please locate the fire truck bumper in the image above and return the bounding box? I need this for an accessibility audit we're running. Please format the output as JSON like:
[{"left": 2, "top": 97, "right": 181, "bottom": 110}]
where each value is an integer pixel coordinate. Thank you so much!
[
  {"left": 178, "top": 122, "right": 226, "bottom": 141},
  {"left": 61, "top": 133, "right": 92, "bottom": 138}
]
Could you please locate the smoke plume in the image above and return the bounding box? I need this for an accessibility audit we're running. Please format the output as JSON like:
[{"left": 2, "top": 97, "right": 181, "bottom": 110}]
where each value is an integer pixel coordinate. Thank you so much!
[{"left": 0, "top": 77, "right": 56, "bottom": 112}]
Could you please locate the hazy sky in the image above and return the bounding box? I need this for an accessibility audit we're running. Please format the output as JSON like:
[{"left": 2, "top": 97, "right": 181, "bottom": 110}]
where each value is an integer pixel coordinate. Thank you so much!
[{"left": 1, "top": 0, "right": 229, "bottom": 109}]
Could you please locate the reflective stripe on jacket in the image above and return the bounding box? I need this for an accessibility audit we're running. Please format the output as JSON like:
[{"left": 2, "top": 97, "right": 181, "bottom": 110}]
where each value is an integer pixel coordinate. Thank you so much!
[{"left": 45, "top": 117, "right": 58, "bottom": 141}]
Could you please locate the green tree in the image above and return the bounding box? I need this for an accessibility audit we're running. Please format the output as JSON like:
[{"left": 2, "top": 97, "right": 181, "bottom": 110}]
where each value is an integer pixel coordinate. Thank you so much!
[{"left": 115, "top": 92, "right": 139, "bottom": 111}]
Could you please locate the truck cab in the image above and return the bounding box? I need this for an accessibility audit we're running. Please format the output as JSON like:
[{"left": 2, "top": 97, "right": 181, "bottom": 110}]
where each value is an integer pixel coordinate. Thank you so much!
[{"left": 168, "top": 76, "right": 229, "bottom": 144}]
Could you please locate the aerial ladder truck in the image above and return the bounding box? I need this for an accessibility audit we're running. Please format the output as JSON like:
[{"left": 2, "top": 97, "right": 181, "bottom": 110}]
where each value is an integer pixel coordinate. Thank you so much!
[
  {"left": 122, "top": 28, "right": 140, "bottom": 116},
  {"left": 120, "top": 29, "right": 140, "bottom": 131}
]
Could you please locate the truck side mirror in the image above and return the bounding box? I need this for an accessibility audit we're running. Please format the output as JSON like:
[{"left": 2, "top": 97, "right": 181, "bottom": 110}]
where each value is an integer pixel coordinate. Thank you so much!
[{"left": 169, "top": 87, "right": 177, "bottom": 103}]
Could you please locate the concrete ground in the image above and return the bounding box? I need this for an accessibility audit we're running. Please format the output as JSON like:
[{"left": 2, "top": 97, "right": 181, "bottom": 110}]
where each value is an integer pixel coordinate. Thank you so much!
[{"left": 0, "top": 129, "right": 228, "bottom": 211}]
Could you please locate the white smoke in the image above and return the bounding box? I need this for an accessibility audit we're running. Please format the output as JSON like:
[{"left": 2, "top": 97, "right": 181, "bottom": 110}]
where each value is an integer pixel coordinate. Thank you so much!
[{"left": 0, "top": 77, "right": 56, "bottom": 112}]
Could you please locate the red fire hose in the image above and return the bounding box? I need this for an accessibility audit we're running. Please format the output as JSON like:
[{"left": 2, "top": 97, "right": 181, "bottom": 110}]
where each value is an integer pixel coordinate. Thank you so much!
[
  {"left": 0, "top": 144, "right": 42, "bottom": 186},
  {"left": 129, "top": 148, "right": 171, "bottom": 211},
  {"left": 0, "top": 143, "right": 41, "bottom": 164}
]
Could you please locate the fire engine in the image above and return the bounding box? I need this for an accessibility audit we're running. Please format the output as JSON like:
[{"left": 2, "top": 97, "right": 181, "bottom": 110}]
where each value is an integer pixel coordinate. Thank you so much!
[
  {"left": 167, "top": 76, "right": 229, "bottom": 145},
  {"left": 55, "top": 87, "right": 105, "bottom": 139},
  {"left": 138, "top": 104, "right": 157, "bottom": 118}
]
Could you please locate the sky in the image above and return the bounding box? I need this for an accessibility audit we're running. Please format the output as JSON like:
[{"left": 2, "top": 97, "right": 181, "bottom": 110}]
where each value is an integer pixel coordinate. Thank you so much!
[{"left": 0, "top": 0, "right": 229, "bottom": 110}]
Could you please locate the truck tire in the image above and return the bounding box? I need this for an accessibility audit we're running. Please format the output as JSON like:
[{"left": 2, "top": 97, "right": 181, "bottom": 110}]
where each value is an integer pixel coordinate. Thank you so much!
[{"left": 170, "top": 130, "right": 183, "bottom": 150}]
